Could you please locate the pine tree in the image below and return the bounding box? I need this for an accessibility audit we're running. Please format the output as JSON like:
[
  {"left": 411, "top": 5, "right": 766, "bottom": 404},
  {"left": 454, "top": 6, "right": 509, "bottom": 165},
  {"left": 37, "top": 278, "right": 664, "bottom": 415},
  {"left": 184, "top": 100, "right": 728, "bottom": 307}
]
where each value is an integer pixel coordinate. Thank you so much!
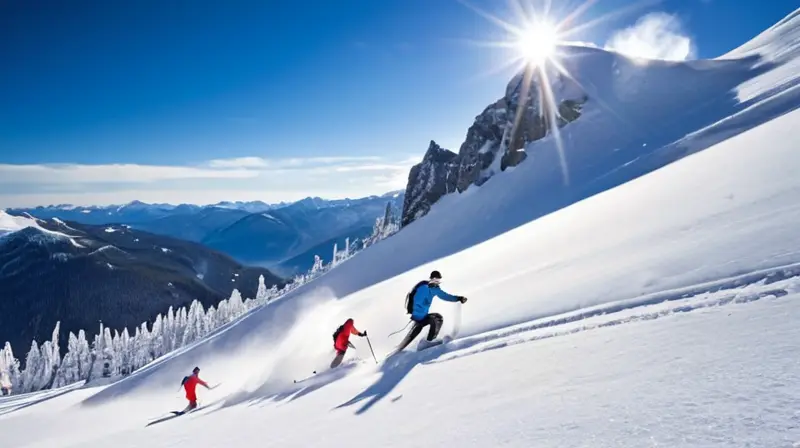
[
  {"left": 102, "top": 326, "right": 116, "bottom": 377},
  {"left": 206, "top": 305, "right": 218, "bottom": 334},
  {"left": 75, "top": 330, "right": 91, "bottom": 380},
  {"left": 256, "top": 275, "right": 268, "bottom": 303},
  {"left": 36, "top": 322, "right": 61, "bottom": 389},
  {"left": 182, "top": 300, "right": 206, "bottom": 347},
  {"left": 53, "top": 332, "right": 80, "bottom": 388},
  {"left": 120, "top": 327, "right": 132, "bottom": 375},
  {"left": 151, "top": 313, "right": 164, "bottom": 359},
  {"left": 165, "top": 307, "right": 177, "bottom": 353},
  {"left": 87, "top": 322, "right": 105, "bottom": 382},
  {"left": 21, "top": 340, "right": 43, "bottom": 392},
  {"left": 228, "top": 290, "right": 244, "bottom": 320},
  {"left": 0, "top": 342, "right": 20, "bottom": 394}
]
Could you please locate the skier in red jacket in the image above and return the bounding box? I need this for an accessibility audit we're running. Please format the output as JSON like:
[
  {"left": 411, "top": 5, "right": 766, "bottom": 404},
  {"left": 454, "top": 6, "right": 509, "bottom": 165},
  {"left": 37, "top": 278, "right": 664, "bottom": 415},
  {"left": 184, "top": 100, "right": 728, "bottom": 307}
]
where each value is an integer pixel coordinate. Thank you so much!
[
  {"left": 331, "top": 318, "right": 366, "bottom": 368},
  {"left": 180, "top": 367, "right": 210, "bottom": 413}
]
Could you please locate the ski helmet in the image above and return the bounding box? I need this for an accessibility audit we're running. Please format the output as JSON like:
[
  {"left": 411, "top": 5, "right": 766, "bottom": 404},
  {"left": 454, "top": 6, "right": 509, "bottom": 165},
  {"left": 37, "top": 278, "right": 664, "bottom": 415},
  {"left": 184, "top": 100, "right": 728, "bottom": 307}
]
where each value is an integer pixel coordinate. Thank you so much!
[
  {"left": 192, "top": 366, "right": 200, "bottom": 374},
  {"left": 430, "top": 270, "right": 442, "bottom": 280}
]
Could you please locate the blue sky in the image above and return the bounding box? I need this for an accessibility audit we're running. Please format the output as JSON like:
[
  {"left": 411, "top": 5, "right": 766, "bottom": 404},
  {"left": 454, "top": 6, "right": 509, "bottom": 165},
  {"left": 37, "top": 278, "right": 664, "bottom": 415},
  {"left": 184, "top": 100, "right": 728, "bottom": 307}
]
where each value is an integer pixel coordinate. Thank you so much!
[{"left": 0, "top": 0, "right": 796, "bottom": 207}]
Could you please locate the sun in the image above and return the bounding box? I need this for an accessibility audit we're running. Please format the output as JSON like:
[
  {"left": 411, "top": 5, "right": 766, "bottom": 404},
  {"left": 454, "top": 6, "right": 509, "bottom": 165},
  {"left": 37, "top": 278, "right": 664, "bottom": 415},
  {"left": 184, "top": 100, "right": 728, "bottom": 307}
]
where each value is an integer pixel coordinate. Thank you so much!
[{"left": 515, "top": 22, "right": 559, "bottom": 65}]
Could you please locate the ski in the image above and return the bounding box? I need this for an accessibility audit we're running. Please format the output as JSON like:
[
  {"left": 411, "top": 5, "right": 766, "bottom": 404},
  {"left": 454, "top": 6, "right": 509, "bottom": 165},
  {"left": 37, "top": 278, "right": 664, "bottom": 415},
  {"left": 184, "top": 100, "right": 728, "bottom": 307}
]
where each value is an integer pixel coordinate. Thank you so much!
[
  {"left": 293, "top": 371, "right": 317, "bottom": 384},
  {"left": 145, "top": 407, "right": 201, "bottom": 427},
  {"left": 417, "top": 335, "right": 453, "bottom": 352}
]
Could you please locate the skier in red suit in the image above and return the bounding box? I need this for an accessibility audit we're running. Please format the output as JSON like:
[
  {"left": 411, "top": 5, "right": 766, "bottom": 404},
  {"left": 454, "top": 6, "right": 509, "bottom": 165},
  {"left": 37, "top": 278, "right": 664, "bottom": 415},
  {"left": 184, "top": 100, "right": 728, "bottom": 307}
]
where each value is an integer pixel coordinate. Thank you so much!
[
  {"left": 180, "top": 366, "right": 210, "bottom": 413},
  {"left": 331, "top": 318, "right": 366, "bottom": 368}
]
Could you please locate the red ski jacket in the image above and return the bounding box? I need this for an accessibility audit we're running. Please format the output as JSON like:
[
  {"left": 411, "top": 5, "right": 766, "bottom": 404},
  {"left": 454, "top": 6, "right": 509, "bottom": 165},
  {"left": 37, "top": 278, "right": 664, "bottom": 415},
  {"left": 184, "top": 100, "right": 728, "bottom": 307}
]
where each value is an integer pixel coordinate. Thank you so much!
[
  {"left": 183, "top": 374, "right": 208, "bottom": 402},
  {"left": 334, "top": 319, "right": 361, "bottom": 353}
]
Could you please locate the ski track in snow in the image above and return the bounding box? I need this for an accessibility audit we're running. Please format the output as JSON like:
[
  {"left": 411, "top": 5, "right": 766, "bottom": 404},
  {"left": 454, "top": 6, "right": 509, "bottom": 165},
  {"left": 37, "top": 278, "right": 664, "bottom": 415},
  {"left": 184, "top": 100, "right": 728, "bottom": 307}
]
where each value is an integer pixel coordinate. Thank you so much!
[{"left": 235, "top": 267, "right": 800, "bottom": 413}]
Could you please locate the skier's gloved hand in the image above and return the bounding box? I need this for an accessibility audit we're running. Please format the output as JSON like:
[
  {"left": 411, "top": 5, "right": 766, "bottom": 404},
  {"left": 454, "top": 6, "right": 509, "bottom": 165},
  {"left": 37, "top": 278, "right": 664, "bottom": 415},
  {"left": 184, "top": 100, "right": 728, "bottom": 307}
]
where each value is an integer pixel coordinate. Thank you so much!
[
  {"left": 458, "top": 296, "right": 468, "bottom": 303},
  {"left": 360, "top": 331, "right": 367, "bottom": 337}
]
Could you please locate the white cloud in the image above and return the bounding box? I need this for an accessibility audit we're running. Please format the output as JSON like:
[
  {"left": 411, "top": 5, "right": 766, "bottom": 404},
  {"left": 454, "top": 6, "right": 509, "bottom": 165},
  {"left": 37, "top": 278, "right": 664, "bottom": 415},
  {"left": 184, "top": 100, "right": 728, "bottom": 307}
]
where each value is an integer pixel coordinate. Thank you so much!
[
  {"left": 605, "top": 12, "right": 695, "bottom": 61},
  {"left": 0, "top": 155, "right": 418, "bottom": 208},
  {"left": 206, "top": 157, "right": 270, "bottom": 169},
  {"left": 0, "top": 163, "right": 258, "bottom": 184},
  {"left": 205, "top": 156, "right": 382, "bottom": 170}
]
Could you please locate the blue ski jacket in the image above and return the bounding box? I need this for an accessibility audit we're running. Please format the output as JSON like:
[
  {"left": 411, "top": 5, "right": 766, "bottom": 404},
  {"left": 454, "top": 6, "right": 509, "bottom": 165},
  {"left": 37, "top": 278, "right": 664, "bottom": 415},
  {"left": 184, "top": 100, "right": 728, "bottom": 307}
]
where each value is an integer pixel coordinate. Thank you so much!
[{"left": 411, "top": 283, "right": 460, "bottom": 321}]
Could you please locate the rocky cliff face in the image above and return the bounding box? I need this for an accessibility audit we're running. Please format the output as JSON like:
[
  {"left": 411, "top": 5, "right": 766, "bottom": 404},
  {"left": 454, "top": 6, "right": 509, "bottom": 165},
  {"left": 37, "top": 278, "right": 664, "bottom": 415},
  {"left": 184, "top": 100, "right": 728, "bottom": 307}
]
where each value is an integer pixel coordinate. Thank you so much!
[
  {"left": 401, "top": 65, "right": 588, "bottom": 226},
  {"left": 401, "top": 141, "right": 460, "bottom": 226}
]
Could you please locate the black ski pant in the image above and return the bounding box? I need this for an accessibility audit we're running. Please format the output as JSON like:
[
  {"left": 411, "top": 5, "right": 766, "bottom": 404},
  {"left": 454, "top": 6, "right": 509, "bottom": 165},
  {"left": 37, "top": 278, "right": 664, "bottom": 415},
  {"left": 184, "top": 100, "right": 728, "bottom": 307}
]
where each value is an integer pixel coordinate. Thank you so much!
[
  {"left": 330, "top": 351, "right": 345, "bottom": 369},
  {"left": 330, "top": 341, "right": 354, "bottom": 369},
  {"left": 397, "top": 313, "right": 443, "bottom": 351}
]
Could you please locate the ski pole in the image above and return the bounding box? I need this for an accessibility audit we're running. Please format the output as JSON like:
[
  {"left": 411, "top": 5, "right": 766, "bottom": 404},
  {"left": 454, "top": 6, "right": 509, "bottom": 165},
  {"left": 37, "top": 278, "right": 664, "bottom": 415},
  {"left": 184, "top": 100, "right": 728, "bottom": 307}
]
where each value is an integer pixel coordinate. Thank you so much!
[
  {"left": 365, "top": 335, "right": 378, "bottom": 364},
  {"left": 452, "top": 302, "right": 463, "bottom": 338}
]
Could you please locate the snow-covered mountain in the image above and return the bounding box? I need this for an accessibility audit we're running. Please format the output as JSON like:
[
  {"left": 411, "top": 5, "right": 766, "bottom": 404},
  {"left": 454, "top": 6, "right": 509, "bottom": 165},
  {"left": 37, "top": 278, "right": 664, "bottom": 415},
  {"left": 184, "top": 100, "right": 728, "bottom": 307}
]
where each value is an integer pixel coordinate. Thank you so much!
[
  {"left": 202, "top": 193, "right": 404, "bottom": 272},
  {"left": 1, "top": 9, "right": 799, "bottom": 448},
  {"left": 403, "top": 66, "right": 585, "bottom": 225},
  {"left": 0, "top": 214, "right": 284, "bottom": 363},
  {"left": 0, "top": 210, "right": 41, "bottom": 237},
  {"left": 9, "top": 193, "right": 404, "bottom": 228},
  {"left": 9, "top": 192, "right": 405, "bottom": 274},
  {"left": 7, "top": 201, "right": 203, "bottom": 225},
  {"left": 402, "top": 9, "right": 798, "bottom": 227}
]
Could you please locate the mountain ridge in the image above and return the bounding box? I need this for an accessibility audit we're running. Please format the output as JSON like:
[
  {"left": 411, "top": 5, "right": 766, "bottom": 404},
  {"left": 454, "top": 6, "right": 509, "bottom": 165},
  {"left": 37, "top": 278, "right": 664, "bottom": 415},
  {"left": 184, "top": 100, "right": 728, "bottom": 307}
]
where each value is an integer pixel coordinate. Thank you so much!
[{"left": 0, "top": 215, "right": 284, "bottom": 359}]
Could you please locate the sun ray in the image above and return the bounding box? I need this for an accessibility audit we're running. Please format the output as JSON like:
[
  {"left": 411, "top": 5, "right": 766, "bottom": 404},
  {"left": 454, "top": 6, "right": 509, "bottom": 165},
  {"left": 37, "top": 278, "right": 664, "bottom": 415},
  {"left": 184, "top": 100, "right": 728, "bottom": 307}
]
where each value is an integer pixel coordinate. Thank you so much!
[
  {"left": 538, "top": 66, "right": 571, "bottom": 185},
  {"left": 462, "top": 57, "right": 528, "bottom": 86},
  {"left": 456, "top": 0, "right": 523, "bottom": 36},
  {"left": 559, "top": 0, "right": 662, "bottom": 40},
  {"left": 555, "top": 0, "right": 599, "bottom": 32}
]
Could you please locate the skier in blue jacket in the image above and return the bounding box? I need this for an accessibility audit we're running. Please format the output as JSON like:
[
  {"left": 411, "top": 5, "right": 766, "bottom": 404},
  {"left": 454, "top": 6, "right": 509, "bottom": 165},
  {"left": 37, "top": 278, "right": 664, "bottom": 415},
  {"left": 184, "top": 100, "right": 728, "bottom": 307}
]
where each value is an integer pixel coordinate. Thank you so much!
[{"left": 394, "top": 270, "right": 467, "bottom": 352}]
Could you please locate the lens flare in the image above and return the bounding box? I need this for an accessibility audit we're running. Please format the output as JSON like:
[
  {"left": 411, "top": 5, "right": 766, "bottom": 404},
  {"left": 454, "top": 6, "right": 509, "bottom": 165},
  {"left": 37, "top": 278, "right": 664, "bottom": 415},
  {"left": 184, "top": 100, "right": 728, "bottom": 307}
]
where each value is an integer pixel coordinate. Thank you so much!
[{"left": 515, "top": 22, "right": 559, "bottom": 65}]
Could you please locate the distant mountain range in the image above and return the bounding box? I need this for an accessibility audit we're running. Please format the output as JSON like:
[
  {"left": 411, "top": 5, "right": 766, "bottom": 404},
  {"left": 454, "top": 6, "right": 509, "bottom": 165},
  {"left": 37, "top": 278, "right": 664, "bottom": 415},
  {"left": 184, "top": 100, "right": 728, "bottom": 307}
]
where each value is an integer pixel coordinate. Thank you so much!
[
  {"left": 201, "top": 194, "right": 404, "bottom": 274},
  {"left": 8, "top": 192, "right": 405, "bottom": 275},
  {"left": 0, "top": 212, "right": 284, "bottom": 357},
  {"left": 7, "top": 199, "right": 284, "bottom": 226}
]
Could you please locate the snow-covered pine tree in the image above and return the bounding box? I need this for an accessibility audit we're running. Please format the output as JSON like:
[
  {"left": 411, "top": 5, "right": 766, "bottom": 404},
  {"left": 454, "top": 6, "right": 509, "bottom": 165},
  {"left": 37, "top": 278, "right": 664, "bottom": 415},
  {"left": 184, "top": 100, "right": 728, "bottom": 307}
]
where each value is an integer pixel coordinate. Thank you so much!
[
  {"left": 150, "top": 313, "right": 164, "bottom": 360},
  {"left": 75, "top": 330, "right": 91, "bottom": 380},
  {"left": 205, "top": 305, "right": 217, "bottom": 334},
  {"left": 135, "top": 322, "right": 152, "bottom": 369},
  {"left": 311, "top": 255, "right": 324, "bottom": 275},
  {"left": 165, "top": 306, "right": 177, "bottom": 353},
  {"left": 102, "top": 326, "right": 117, "bottom": 377},
  {"left": 175, "top": 306, "right": 188, "bottom": 347},
  {"left": 86, "top": 323, "right": 104, "bottom": 382},
  {"left": 119, "top": 328, "right": 132, "bottom": 375},
  {"left": 181, "top": 300, "right": 206, "bottom": 347},
  {"left": 21, "top": 340, "right": 43, "bottom": 392},
  {"left": 256, "top": 275, "right": 268, "bottom": 304},
  {"left": 0, "top": 342, "right": 20, "bottom": 394},
  {"left": 228, "top": 290, "right": 244, "bottom": 321},
  {"left": 217, "top": 298, "right": 230, "bottom": 325},
  {"left": 53, "top": 331, "right": 81, "bottom": 388}
]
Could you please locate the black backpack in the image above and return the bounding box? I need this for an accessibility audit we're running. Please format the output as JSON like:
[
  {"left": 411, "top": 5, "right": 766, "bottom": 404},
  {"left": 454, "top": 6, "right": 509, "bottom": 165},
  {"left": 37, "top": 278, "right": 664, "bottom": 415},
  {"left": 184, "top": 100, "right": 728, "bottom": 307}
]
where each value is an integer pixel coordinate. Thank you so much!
[
  {"left": 332, "top": 324, "right": 345, "bottom": 342},
  {"left": 180, "top": 376, "right": 189, "bottom": 387},
  {"left": 405, "top": 281, "right": 429, "bottom": 315}
]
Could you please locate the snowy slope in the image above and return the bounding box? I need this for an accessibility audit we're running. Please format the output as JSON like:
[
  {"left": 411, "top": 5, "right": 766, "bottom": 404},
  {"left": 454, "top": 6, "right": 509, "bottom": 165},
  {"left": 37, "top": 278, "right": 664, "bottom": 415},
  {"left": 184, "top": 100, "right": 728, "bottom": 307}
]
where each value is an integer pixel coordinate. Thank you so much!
[
  {"left": 0, "top": 210, "right": 39, "bottom": 237},
  {"left": 1, "top": 10, "right": 800, "bottom": 448}
]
